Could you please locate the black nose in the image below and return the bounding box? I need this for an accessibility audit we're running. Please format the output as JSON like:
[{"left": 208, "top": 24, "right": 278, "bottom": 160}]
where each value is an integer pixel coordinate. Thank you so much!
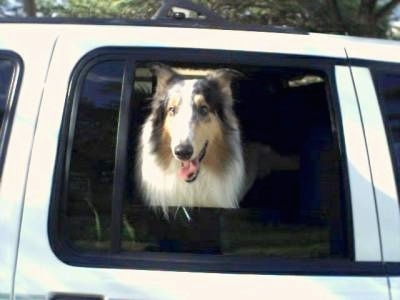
[{"left": 174, "top": 144, "right": 193, "bottom": 160}]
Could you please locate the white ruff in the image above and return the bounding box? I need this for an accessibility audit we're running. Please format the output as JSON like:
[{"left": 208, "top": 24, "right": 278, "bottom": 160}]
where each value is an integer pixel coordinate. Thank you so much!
[{"left": 138, "top": 120, "right": 245, "bottom": 216}]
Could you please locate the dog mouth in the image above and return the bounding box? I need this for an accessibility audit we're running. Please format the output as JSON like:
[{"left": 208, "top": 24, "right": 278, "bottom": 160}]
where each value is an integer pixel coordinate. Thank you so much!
[{"left": 177, "top": 141, "right": 208, "bottom": 183}]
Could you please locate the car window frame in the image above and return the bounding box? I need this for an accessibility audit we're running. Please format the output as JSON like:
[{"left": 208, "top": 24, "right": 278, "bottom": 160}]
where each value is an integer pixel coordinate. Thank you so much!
[{"left": 48, "top": 47, "right": 386, "bottom": 275}]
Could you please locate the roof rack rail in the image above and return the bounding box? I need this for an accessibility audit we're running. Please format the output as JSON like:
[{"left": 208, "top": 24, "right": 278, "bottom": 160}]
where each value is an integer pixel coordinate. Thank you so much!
[
  {"left": 152, "top": 0, "right": 227, "bottom": 25},
  {"left": 151, "top": 0, "right": 307, "bottom": 34}
]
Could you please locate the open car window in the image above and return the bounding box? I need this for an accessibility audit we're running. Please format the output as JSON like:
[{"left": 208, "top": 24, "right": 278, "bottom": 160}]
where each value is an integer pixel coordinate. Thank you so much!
[{"left": 51, "top": 49, "right": 352, "bottom": 272}]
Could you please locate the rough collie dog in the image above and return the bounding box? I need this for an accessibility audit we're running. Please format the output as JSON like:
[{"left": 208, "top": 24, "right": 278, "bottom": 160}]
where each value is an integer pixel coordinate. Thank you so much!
[{"left": 137, "top": 63, "right": 247, "bottom": 216}]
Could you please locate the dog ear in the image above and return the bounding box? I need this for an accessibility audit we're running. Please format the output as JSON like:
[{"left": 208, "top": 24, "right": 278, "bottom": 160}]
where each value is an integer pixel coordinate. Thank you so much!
[
  {"left": 207, "top": 68, "right": 243, "bottom": 99},
  {"left": 149, "top": 63, "right": 179, "bottom": 97}
]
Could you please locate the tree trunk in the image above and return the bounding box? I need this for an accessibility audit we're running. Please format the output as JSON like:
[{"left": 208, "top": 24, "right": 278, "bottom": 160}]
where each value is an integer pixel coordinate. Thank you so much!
[
  {"left": 23, "top": 0, "right": 36, "bottom": 17},
  {"left": 327, "top": 0, "right": 347, "bottom": 34}
]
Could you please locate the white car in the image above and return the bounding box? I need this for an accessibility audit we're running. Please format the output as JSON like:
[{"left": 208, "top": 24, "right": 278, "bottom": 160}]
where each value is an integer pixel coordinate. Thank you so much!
[{"left": 1, "top": 1, "right": 400, "bottom": 299}]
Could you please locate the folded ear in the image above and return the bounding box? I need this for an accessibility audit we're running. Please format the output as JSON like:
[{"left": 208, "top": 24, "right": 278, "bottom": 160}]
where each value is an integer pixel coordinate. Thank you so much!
[
  {"left": 207, "top": 68, "right": 243, "bottom": 98},
  {"left": 149, "top": 63, "right": 179, "bottom": 97}
]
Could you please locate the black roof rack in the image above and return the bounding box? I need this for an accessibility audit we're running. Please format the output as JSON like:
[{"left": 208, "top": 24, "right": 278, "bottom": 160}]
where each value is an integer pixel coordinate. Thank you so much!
[
  {"left": 0, "top": 0, "right": 307, "bottom": 35},
  {"left": 152, "top": 0, "right": 226, "bottom": 24}
]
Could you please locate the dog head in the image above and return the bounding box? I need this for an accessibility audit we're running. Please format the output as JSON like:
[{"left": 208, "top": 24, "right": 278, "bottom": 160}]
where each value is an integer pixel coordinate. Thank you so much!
[{"left": 149, "top": 63, "right": 241, "bottom": 182}]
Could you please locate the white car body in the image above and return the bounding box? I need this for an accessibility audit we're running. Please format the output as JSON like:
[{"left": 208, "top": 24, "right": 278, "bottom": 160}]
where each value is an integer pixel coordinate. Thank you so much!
[{"left": 0, "top": 20, "right": 399, "bottom": 300}]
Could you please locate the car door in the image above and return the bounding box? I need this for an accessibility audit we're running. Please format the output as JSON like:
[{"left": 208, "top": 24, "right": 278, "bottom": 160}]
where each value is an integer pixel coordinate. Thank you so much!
[
  {"left": 13, "top": 24, "right": 390, "bottom": 299},
  {"left": 0, "top": 25, "right": 58, "bottom": 300}
]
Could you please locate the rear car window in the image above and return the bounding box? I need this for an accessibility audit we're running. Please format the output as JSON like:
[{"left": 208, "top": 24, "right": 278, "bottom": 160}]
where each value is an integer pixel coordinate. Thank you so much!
[
  {"left": 375, "top": 70, "right": 400, "bottom": 195},
  {"left": 0, "top": 52, "right": 21, "bottom": 173},
  {"left": 51, "top": 49, "right": 352, "bottom": 273}
]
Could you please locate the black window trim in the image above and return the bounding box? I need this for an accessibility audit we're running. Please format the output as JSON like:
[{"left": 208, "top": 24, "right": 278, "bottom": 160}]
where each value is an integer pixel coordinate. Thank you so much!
[
  {"left": 111, "top": 59, "right": 135, "bottom": 252},
  {"left": 0, "top": 51, "right": 23, "bottom": 177},
  {"left": 49, "top": 47, "right": 389, "bottom": 276}
]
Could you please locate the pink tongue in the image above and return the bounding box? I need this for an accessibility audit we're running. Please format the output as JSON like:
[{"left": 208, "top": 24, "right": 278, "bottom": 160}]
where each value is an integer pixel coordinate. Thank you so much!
[{"left": 178, "top": 159, "right": 199, "bottom": 181}]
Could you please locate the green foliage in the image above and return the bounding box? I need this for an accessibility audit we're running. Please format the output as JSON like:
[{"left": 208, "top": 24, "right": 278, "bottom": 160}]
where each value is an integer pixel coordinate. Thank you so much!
[
  {"left": 53, "top": 0, "right": 160, "bottom": 18},
  {"left": 36, "top": 0, "right": 61, "bottom": 17},
  {"left": 189, "top": 0, "right": 399, "bottom": 37},
  {"left": 4, "top": 0, "right": 400, "bottom": 38}
]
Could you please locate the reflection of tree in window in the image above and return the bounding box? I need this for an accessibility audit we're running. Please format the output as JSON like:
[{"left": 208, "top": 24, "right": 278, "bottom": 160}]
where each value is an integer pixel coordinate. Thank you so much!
[
  {"left": 0, "top": 60, "right": 13, "bottom": 130},
  {"left": 67, "top": 61, "right": 124, "bottom": 250},
  {"left": 377, "top": 74, "right": 400, "bottom": 177}
]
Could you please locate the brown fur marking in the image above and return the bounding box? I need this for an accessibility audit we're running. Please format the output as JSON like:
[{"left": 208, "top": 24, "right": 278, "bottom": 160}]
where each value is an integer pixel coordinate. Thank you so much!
[
  {"left": 167, "top": 93, "right": 181, "bottom": 114},
  {"left": 155, "top": 128, "right": 173, "bottom": 171},
  {"left": 199, "top": 114, "right": 230, "bottom": 175},
  {"left": 193, "top": 94, "right": 207, "bottom": 107}
]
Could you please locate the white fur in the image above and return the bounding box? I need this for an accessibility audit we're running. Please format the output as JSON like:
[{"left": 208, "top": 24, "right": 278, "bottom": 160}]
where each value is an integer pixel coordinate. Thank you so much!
[
  {"left": 167, "top": 80, "right": 199, "bottom": 155},
  {"left": 138, "top": 114, "right": 245, "bottom": 217}
]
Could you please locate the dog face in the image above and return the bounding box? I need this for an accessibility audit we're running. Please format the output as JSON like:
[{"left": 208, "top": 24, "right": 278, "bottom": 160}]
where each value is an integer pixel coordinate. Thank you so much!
[{"left": 149, "top": 63, "right": 240, "bottom": 182}]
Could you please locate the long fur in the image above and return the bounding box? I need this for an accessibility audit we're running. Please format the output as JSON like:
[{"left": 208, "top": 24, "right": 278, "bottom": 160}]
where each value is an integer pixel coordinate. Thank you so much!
[{"left": 136, "top": 64, "right": 245, "bottom": 217}]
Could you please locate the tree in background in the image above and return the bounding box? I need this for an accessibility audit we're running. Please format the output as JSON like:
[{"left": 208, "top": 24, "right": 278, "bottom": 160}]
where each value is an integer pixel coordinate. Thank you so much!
[
  {"left": 195, "top": 0, "right": 400, "bottom": 37},
  {"left": 327, "top": 0, "right": 400, "bottom": 37},
  {"left": 1, "top": 0, "right": 400, "bottom": 38},
  {"left": 23, "top": 0, "right": 36, "bottom": 16},
  {"left": 44, "top": 0, "right": 160, "bottom": 18}
]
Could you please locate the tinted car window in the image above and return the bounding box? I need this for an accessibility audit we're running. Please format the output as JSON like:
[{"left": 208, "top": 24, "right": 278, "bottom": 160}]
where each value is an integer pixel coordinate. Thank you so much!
[
  {"left": 0, "top": 55, "right": 20, "bottom": 173},
  {"left": 0, "top": 59, "right": 15, "bottom": 134},
  {"left": 375, "top": 71, "right": 400, "bottom": 192}
]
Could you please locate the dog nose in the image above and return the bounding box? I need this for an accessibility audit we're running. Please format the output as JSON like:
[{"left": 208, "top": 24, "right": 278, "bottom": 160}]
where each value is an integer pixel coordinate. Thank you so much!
[{"left": 174, "top": 144, "right": 193, "bottom": 160}]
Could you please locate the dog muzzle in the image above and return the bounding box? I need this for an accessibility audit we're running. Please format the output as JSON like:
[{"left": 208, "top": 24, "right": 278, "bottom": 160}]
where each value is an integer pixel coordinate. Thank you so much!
[{"left": 178, "top": 141, "right": 208, "bottom": 183}]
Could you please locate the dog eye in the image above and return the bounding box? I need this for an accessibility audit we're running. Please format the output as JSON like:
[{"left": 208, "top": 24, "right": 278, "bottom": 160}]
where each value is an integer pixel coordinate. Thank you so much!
[
  {"left": 168, "top": 106, "right": 176, "bottom": 116},
  {"left": 198, "top": 105, "right": 209, "bottom": 117}
]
